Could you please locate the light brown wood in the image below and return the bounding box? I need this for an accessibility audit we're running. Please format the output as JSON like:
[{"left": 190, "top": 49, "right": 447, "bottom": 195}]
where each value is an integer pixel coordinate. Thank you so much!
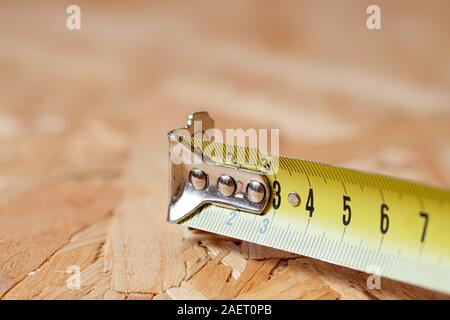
[
  {"left": 4, "top": 219, "right": 113, "bottom": 299},
  {"left": 0, "top": 181, "right": 121, "bottom": 297},
  {"left": 235, "top": 259, "right": 339, "bottom": 300},
  {"left": 0, "top": 1, "right": 449, "bottom": 299}
]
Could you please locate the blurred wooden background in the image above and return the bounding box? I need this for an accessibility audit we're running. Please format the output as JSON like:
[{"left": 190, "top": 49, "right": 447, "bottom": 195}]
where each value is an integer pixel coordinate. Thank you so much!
[{"left": 0, "top": 0, "right": 449, "bottom": 299}]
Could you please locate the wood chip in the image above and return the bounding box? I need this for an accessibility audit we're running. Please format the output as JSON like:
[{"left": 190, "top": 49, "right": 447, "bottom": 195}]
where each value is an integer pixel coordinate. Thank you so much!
[
  {"left": 183, "top": 243, "right": 210, "bottom": 280},
  {"left": 293, "top": 257, "right": 373, "bottom": 300},
  {"left": 188, "top": 259, "right": 232, "bottom": 299},
  {"left": 202, "top": 240, "right": 247, "bottom": 279},
  {"left": 166, "top": 282, "right": 208, "bottom": 300},
  {"left": 219, "top": 259, "right": 279, "bottom": 299},
  {"left": 235, "top": 259, "right": 339, "bottom": 300},
  {"left": 153, "top": 291, "right": 172, "bottom": 300}
]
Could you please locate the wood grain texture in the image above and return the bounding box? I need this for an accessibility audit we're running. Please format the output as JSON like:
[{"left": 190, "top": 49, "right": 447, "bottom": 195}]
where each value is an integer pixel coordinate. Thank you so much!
[
  {"left": 0, "top": 0, "right": 449, "bottom": 299},
  {"left": 0, "top": 180, "right": 121, "bottom": 297},
  {"left": 108, "top": 129, "right": 186, "bottom": 294},
  {"left": 3, "top": 219, "right": 112, "bottom": 300}
]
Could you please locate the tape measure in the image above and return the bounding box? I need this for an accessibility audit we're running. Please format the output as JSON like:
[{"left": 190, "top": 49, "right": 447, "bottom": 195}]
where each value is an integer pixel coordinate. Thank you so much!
[{"left": 167, "top": 112, "right": 450, "bottom": 294}]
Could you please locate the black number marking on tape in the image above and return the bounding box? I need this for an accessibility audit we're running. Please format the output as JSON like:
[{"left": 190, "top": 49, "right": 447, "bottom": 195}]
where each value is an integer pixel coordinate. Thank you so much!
[
  {"left": 343, "top": 195, "right": 351, "bottom": 226},
  {"left": 306, "top": 188, "right": 315, "bottom": 217},
  {"left": 273, "top": 180, "right": 281, "bottom": 209},
  {"left": 380, "top": 203, "right": 390, "bottom": 234},
  {"left": 419, "top": 212, "right": 429, "bottom": 243}
]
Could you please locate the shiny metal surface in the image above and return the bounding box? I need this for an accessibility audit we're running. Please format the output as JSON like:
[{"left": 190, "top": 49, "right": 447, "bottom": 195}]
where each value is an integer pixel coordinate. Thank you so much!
[{"left": 167, "top": 112, "right": 270, "bottom": 223}]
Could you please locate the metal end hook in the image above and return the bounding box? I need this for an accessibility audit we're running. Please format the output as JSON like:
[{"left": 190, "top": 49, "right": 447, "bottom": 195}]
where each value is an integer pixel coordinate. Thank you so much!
[
  {"left": 168, "top": 111, "right": 214, "bottom": 140},
  {"left": 167, "top": 111, "right": 270, "bottom": 223}
]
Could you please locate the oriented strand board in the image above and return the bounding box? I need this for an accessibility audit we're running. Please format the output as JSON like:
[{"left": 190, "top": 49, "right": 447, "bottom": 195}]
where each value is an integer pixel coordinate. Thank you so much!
[
  {"left": 3, "top": 219, "right": 113, "bottom": 300},
  {"left": 1, "top": 1, "right": 450, "bottom": 300},
  {"left": 0, "top": 180, "right": 121, "bottom": 297},
  {"left": 108, "top": 128, "right": 186, "bottom": 295}
]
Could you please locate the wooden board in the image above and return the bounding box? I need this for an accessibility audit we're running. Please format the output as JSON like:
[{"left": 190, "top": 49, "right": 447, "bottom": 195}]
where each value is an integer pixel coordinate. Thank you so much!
[{"left": 0, "top": 0, "right": 449, "bottom": 299}]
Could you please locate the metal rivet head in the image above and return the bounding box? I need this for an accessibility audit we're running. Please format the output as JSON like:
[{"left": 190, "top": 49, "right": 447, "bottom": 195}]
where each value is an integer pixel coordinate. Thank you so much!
[
  {"left": 189, "top": 169, "right": 207, "bottom": 190},
  {"left": 247, "top": 181, "right": 266, "bottom": 203},
  {"left": 288, "top": 192, "right": 300, "bottom": 207},
  {"left": 218, "top": 175, "right": 236, "bottom": 197}
]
